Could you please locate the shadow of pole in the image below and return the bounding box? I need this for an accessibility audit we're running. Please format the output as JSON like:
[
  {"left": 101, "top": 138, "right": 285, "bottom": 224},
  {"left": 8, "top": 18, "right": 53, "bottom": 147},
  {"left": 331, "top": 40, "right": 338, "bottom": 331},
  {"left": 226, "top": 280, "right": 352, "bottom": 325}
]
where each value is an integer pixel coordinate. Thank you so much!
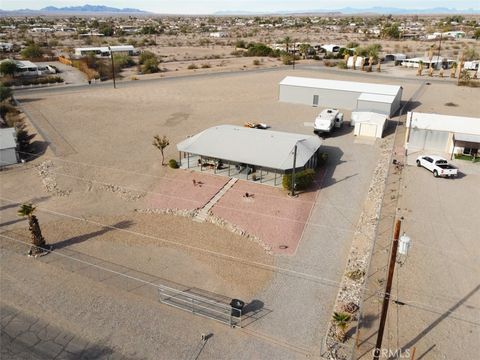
[{"left": 400, "top": 284, "right": 480, "bottom": 352}]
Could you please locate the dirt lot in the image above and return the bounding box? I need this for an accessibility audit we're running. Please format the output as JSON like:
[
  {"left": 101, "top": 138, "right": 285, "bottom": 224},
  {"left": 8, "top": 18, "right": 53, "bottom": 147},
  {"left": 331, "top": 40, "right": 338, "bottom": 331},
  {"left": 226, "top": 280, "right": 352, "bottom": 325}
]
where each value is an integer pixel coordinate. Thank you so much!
[{"left": 3, "top": 67, "right": 476, "bottom": 358}]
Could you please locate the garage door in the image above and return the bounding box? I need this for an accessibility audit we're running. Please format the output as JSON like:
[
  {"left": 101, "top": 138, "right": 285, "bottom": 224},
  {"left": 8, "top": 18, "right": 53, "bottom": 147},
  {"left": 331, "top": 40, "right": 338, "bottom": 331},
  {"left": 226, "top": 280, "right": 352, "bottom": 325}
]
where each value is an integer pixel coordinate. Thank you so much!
[
  {"left": 409, "top": 129, "right": 449, "bottom": 151},
  {"left": 358, "top": 123, "right": 377, "bottom": 137}
]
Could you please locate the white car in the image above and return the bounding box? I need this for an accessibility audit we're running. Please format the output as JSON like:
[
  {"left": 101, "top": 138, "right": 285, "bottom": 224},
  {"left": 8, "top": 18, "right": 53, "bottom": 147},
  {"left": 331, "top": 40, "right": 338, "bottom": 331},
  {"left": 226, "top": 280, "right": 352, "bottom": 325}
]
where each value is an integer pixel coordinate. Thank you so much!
[{"left": 416, "top": 155, "right": 458, "bottom": 178}]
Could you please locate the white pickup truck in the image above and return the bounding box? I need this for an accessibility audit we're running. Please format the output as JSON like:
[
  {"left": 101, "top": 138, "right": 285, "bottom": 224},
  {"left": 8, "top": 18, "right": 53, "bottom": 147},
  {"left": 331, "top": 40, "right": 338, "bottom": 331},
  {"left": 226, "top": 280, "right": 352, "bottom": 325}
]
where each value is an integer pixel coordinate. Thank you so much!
[
  {"left": 416, "top": 155, "right": 458, "bottom": 178},
  {"left": 313, "top": 108, "right": 344, "bottom": 135}
]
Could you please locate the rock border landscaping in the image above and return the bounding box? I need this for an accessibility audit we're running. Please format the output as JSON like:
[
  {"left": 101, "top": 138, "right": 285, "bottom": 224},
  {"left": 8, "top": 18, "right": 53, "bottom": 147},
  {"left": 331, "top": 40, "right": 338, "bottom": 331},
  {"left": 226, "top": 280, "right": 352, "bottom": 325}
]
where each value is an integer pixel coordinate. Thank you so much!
[{"left": 324, "top": 135, "right": 395, "bottom": 360}]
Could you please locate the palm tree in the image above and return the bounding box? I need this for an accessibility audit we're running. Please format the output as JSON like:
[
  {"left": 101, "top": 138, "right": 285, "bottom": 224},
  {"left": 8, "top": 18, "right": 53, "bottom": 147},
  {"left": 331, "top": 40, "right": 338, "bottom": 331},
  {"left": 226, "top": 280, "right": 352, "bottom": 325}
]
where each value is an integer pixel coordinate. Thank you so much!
[
  {"left": 17, "top": 204, "right": 48, "bottom": 255},
  {"left": 367, "top": 48, "right": 379, "bottom": 72},
  {"left": 283, "top": 36, "right": 291, "bottom": 53},
  {"left": 457, "top": 53, "right": 465, "bottom": 83},
  {"left": 450, "top": 62, "right": 457, "bottom": 78},
  {"left": 417, "top": 60, "right": 424, "bottom": 76},
  {"left": 153, "top": 135, "right": 170, "bottom": 166},
  {"left": 332, "top": 312, "right": 351, "bottom": 342},
  {"left": 299, "top": 43, "right": 310, "bottom": 59}
]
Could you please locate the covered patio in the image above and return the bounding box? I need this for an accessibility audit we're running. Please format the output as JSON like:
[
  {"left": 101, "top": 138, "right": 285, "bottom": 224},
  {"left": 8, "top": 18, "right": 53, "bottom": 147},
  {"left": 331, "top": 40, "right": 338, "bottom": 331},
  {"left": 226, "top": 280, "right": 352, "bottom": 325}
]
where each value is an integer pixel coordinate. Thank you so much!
[{"left": 177, "top": 125, "right": 322, "bottom": 187}]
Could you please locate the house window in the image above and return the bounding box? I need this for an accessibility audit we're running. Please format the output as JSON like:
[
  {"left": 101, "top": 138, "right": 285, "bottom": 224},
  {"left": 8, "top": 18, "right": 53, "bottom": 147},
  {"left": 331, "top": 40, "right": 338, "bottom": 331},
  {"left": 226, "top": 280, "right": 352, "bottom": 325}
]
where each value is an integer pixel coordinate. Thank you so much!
[{"left": 463, "top": 147, "right": 479, "bottom": 155}]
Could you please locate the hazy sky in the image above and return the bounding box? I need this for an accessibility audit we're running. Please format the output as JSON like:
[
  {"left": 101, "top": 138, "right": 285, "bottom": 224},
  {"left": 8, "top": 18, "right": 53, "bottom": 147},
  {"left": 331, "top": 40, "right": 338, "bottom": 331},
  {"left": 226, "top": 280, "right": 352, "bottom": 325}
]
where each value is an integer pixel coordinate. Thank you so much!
[{"left": 2, "top": 0, "right": 479, "bottom": 13}]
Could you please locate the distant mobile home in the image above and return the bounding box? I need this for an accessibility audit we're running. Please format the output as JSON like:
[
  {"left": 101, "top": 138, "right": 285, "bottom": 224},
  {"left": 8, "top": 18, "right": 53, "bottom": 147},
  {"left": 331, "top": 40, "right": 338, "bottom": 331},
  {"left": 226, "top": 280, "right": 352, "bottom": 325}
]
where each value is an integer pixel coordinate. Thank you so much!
[
  {"left": 278, "top": 76, "right": 402, "bottom": 117},
  {"left": 73, "top": 45, "right": 139, "bottom": 58}
]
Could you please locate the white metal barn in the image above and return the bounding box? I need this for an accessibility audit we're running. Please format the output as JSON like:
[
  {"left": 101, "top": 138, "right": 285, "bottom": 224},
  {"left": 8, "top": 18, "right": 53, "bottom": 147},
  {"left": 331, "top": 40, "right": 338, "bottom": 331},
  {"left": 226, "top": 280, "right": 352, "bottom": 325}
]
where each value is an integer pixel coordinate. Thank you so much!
[
  {"left": 352, "top": 112, "right": 387, "bottom": 138},
  {"left": 405, "top": 112, "right": 480, "bottom": 157},
  {"left": 278, "top": 76, "right": 402, "bottom": 117},
  {"left": 0, "top": 128, "right": 18, "bottom": 167}
]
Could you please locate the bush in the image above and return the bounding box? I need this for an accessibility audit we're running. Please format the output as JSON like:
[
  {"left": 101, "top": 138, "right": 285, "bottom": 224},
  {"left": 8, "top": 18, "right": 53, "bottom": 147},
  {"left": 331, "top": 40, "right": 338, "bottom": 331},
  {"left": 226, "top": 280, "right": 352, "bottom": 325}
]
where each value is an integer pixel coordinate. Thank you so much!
[
  {"left": 337, "top": 60, "right": 347, "bottom": 69},
  {"left": 139, "top": 51, "right": 157, "bottom": 65},
  {"left": 282, "top": 169, "right": 316, "bottom": 191},
  {"left": 201, "top": 63, "right": 211, "bottom": 68},
  {"left": 168, "top": 159, "right": 179, "bottom": 168},
  {"left": 187, "top": 63, "right": 198, "bottom": 70},
  {"left": 281, "top": 54, "right": 293, "bottom": 65},
  {"left": 113, "top": 54, "right": 136, "bottom": 68},
  {"left": 318, "top": 152, "right": 328, "bottom": 166},
  {"left": 21, "top": 44, "right": 43, "bottom": 59},
  {"left": 141, "top": 58, "right": 159, "bottom": 74},
  {"left": 253, "top": 59, "right": 261, "bottom": 66}
]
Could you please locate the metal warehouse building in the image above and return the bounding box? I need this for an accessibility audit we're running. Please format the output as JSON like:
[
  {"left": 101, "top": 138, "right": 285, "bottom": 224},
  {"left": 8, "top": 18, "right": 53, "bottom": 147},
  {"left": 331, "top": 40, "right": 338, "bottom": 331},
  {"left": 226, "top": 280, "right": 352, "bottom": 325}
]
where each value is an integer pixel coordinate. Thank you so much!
[
  {"left": 405, "top": 112, "right": 480, "bottom": 158},
  {"left": 279, "top": 76, "right": 403, "bottom": 117}
]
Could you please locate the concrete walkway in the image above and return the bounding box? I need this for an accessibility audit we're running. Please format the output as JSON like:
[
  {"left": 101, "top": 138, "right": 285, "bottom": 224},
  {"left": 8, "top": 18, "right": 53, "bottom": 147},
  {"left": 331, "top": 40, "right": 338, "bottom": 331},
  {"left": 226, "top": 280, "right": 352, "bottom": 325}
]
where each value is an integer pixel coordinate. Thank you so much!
[{"left": 194, "top": 177, "right": 237, "bottom": 222}]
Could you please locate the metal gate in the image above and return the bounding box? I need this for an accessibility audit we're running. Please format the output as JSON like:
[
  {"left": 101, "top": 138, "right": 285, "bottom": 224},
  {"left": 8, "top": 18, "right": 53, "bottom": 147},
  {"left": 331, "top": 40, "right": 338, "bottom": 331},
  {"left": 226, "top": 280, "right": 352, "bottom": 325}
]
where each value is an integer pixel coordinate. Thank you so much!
[{"left": 158, "top": 286, "right": 241, "bottom": 327}]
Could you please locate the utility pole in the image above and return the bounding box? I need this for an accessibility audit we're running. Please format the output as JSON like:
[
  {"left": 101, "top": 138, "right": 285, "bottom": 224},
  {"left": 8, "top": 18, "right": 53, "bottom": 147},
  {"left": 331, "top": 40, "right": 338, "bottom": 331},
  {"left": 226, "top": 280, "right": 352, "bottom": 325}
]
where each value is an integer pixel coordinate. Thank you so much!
[
  {"left": 373, "top": 219, "right": 401, "bottom": 360},
  {"left": 437, "top": 33, "right": 443, "bottom": 69},
  {"left": 108, "top": 46, "right": 116, "bottom": 89},
  {"left": 291, "top": 145, "right": 297, "bottom": 197},
  {"left": 293, "top": 42, "right": 296, "bottom": 70}
]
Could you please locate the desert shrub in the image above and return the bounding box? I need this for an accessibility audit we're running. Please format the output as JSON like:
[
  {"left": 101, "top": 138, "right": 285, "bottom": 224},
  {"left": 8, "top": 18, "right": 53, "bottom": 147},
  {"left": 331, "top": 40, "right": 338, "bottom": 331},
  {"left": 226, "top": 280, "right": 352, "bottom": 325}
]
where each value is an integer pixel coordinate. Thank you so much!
[
  {"left": 141, "top": 58, "right": 159, "bottom": 73},
  {"left": 282, "top": 54, "right": 293, "bottom": 65},
  {"left": 245, "top": 43, "right": 280, "bottom": 57},
  {"left": 337, "top": 60, "right": 347, "bottom": 69},
  {"left": 21, "top": 44, "right": 43, "bottom": 59},
  {"left": 253, "top": 59, "right": 261, "bottom": 65},
  {"left": 0, "top": 84, "right": 12, "bottom": 101},
  {"left": 201, "top": 63, "right": 211, "bottom": 68},
  {"left": 139, "top": 50, "right": 157, "bottom": 65},
  {"left": 282, "top": 168, "right": 316, "bottom": 191},
  {"left": 113, "top": 54, "right": 136, "bottom": 68},
  {"left": 168, "top": 159, "right": 179, "bottom": 169},
  {"left": 187, "top": 63, "right": 198, "bottom": 69}
]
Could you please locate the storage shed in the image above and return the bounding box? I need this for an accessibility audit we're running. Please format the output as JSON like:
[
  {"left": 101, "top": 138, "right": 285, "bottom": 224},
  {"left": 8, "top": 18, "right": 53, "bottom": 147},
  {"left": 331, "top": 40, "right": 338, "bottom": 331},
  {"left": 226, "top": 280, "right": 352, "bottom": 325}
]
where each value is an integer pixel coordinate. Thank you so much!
[
  {"left": 279, "top": 76, "right": 402, "bottom": 117},
  {"left": 352, "top": 112, "right": 387, "bottom": 138},
  {"left": 405, "top": 112, "right": 480, "bottom": 158},
  {"left": 0, "top": 128, "right": 18, "bottom": 167}
]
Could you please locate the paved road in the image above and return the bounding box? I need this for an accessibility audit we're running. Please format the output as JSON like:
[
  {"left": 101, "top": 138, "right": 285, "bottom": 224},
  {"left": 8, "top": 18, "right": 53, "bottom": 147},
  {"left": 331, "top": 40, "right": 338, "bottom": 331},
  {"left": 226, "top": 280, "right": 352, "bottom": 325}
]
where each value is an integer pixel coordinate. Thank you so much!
[{"left": 1, "top": 303, "right": 125, "bottom": 360}]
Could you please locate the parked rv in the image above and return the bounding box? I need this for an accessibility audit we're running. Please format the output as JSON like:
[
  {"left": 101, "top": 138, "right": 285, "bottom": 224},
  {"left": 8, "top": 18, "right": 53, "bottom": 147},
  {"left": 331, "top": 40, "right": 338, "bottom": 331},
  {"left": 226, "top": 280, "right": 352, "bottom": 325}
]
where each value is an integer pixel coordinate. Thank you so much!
[{"left": 313, "top": 108, "right": 344, "bottom": 134}]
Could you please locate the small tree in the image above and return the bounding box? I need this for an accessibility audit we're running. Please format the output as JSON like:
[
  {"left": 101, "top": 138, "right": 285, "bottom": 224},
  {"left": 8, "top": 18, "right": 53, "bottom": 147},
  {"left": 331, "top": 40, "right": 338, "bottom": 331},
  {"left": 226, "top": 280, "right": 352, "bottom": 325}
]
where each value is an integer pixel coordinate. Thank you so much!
[
  {"left": 153, "top": 135, "right": 170, "bottom": 165},
  {"left": 0, "top": 84, "right": 12, "bottom": 102},
  {"left": 21, "top": 44, "right": 43, "bottom": 59},
  {"left": 0, "top": 60, "right": 18, "bottom": 77},
  {"left": 18, "top": 204, "right": 48, "bottom": 255},
  {"left": 332, "top": 312, "right": 351, "bottom": 342}
]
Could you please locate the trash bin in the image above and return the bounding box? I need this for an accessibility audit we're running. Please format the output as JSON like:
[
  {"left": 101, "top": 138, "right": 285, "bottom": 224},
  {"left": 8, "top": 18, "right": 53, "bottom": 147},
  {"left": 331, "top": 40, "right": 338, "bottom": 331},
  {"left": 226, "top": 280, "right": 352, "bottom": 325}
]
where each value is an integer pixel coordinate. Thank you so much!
[{"left": 230, "top": 299, "right": 245, "bottom": 318}]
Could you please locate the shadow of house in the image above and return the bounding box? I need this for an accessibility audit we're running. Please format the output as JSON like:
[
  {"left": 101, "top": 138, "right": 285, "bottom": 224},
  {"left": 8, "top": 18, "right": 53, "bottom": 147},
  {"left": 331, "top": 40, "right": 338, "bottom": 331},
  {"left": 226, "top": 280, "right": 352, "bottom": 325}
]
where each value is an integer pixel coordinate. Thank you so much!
[
  {"left": 53, "top": 220, "right": 133, "bottom": 250},
  {"left": 311, "top": 145, "right": 346, "bottom": 191},
  {"left": 22, "top": 139, "right": 49, "bottom": 161}
]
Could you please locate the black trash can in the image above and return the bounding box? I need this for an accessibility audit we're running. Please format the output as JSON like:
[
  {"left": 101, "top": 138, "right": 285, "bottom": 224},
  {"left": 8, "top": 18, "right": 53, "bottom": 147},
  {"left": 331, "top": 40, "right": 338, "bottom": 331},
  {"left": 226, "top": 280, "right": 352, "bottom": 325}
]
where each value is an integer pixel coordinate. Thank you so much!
[{"left": 230, "top": 299, "right": 245, "bottom": 318}]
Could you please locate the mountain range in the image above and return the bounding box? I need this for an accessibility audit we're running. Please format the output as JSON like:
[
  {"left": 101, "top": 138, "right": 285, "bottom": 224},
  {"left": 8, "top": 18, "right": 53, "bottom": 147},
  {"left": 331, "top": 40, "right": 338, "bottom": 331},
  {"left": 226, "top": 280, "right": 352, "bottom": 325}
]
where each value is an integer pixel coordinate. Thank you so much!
[
  {"left": 214, "top": 7, "right": 480, "bottom": 15},
  {"left": 0, "top": 4, "right": 147, "bottom": 14},
  {"left": 0, "top": 4, "right": 478, "bottom": 15}
]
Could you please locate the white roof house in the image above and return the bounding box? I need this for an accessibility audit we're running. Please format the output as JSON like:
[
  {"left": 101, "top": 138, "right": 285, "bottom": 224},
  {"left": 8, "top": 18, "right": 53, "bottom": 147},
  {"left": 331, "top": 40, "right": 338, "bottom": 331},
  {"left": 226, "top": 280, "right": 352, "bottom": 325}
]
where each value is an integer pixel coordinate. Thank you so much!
[{"left": 177, "top": 125, "right": 321, "bottom": 171}]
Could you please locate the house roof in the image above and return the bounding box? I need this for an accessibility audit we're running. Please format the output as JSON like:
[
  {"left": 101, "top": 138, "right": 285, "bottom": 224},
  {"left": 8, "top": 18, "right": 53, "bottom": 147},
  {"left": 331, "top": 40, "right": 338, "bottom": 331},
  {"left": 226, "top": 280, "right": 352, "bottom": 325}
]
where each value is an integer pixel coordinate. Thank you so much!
[
  {"left": 279, "top": 76, "right": 402, "bottom": 96},
  {"left": 176, "top": 125, "right": 321, "bottom": 171},
  {"left": 0, "top": 128, "right": 17, "bottom": 150},
  {"left": 407, "top": 112, "right": 480, "bottom": 136},
  {"left": 454, "top": 133, "right": 480, "bottom": 143},
  {"left": 352, "top": 111, "right": 388, "bottom": 125}
]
